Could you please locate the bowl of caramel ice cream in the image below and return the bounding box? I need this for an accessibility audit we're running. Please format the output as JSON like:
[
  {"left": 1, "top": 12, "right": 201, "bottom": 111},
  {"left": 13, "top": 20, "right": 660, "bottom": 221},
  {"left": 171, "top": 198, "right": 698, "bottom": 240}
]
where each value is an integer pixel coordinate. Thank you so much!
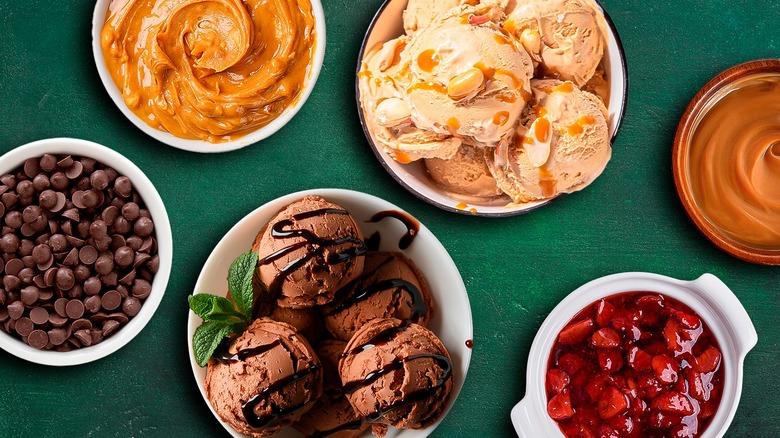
[{"left": 356, "top": 0, "right": 627, "bottom": 216}]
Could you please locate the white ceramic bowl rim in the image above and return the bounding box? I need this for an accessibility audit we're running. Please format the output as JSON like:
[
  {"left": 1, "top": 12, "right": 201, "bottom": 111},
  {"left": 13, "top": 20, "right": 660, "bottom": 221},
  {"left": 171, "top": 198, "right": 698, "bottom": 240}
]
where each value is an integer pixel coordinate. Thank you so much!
[
  {"left": 91, "top": 0, "right": 327, "bottom": 153},
  {"left": 0, "top": 138, "right": 173, "bottom": 366},
  {"left": 186, "top": 188, "right": 473, "bottom": 438},
  {"left": 355, "top": 0, "right": 629, "bottom": 217},
  {"left": 511, "top": 272, "right": 758, "bottom": 438}
]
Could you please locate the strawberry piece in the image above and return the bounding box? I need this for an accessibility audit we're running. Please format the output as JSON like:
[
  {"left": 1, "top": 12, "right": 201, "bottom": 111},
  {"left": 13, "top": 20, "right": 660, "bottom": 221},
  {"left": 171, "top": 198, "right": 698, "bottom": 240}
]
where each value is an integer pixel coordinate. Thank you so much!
[
  {"left": 636, "top": 294, "right": 664, "bottom": 312},
  {"left": 674, "top": 310, "right": 701, "bottom": 329},
  {"left": 547, "top": 392, "right": 574, "bottom": 420},
  {"left": 546, "top": 368, "right": 570, "bottom": 394},
  {"left": 663, "top": 319, "right": 681, "bottom": 351},
  {"left": 595, "top": 299, "right": 615, "bottom": 327},
  {"left": 598, "top": 349, "right": 624, "bottom": 374},
  {"left": 699, "top": 400, "right": 718, "bottom": 419},
  {"left": 649, "top": 410, "right": 682, "bottom": 429},
  {"left": 598, "top": 387, "right": 629, "bottom": 419},
  {"left": 652, "top": 354, "right": 679, "bottom": 384},
  {"left": 585, "top": 374, "right": 609, "bottom": 402},
  {"left": 591, "top": 327, "right": 621, "bottom": 349},
  {"left": 627, "top": 346, "right": 652, "bottom": 371},
  {"left": 651, "top": 392, "right": 694, "bottom": 415},
  {"left": 558, "top": 353, "right": 586, "bottom": 375},
  {"left": 607, "top": 413, "right": 636, "bottom": 435},
  {"left": 564, "top": 424, "right": 596, "bottom": 438},
  {"left": 558, "top": 318, "right": 595, "bottom": 345},
  {"left": 637, "top": 373, "right": 665, "bottom": 398},
  {"left": 687, "top": 369, "right": 714, "bottom": 401},
  {"left": 597, "top": 425, "right": 620, "bottom": 438},
  {"left": 695, "top": 346, "right": 722, "bottom": 373}
]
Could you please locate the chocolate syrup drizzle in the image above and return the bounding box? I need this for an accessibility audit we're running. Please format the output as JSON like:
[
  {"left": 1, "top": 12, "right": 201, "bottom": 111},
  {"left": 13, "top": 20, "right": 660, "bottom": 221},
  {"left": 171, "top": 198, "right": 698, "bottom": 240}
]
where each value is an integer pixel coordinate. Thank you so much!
[
  {"left": 254, "top": 208, "right": 368, "bottom": 316},
  {"left": 324, "top": 255, "right": 428, "bottom": 320},
  {"left": 367, "top": 210, "right": 420, "bottom": 250}
]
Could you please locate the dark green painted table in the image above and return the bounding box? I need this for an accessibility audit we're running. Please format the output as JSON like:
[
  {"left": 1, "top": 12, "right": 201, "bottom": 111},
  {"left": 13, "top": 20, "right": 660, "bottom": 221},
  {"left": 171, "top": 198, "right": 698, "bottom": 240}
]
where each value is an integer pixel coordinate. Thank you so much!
[{"left": 0, "top": 0, "right": 777, "bottom": 436}]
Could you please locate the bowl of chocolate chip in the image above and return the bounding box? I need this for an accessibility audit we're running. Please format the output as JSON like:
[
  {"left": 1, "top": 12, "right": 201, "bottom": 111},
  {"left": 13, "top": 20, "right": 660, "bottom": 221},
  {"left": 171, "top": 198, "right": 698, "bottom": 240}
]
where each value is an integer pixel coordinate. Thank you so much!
[{"left": 0, "top": 138, "right": 172, "bottom": 366}]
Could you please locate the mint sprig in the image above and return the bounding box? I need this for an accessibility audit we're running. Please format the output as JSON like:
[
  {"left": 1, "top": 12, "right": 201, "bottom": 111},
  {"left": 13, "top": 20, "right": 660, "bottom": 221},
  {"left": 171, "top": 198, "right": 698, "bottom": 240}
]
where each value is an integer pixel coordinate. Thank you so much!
[{"left": 189, "top": 250, "right": 258, "bottom": 367}]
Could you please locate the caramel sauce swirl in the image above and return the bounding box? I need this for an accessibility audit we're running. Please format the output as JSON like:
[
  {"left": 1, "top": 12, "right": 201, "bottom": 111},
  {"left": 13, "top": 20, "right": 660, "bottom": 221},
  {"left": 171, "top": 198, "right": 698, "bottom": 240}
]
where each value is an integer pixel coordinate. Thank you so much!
[
  {"left": 689, "top": 75, "right": 780, "bottom": 248},
  {"left": 101, "top": 0, "right": 316, "bottom": 143}
]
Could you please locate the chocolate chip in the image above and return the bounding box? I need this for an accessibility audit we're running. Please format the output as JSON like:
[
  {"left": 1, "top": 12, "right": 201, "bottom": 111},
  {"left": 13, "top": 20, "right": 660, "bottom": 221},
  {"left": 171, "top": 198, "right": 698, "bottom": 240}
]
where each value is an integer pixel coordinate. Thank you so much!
[
  {"left": 113, "top": 216, "right": 131, "bottom": 234},
  {"left": 131, "top": 279, "right": 152, "bottom": 300},
  {"left": 0, "top": 233, "right": 20, "bottom": 252},
  {"left": 89, "top": 312, "right": 108, "bottom": 324},
  {"left": 113, "top": 176, "right": 132, "bottom": 198},
  {"left": 122, "top": 297, "right": 142, "bottom": 317},
  {"left": 32, "top": 243, "right": 52, "bottom": 264},
  {"left": 95, "top": 254, "right": 114, "bottom": 275},
  {"left": 49, "top": 234, "right": 67, "bottom": 252},
  {"left": 0, "top": 307, "right": 7, "bottom": 322},
  {"left": 79, "top": 245, "right": 98, "bottom": 265},
  {"left": 63, "top": 248, "right": 79, "bottom": 266},
  {"left": 44, "top": 268, "right": 57, "bottom": 287},
  {"left": 20, "top": 286, "right": 40, "bottom": 305},
  {"left": 83, "top": 190, "right": 102, "bottom": 209},
  {"left": 55, "top": 267, "right": 75, "bottom": 291},
  {"left": 32, "top": 174, "right": 50, "bottom": 192},
  {"left": 16, "top": 180, "right": 34, "bottom": 197},
  {"left": 61, "top": 208, "right": 79, "bottom": 221},
  {"left": 5, "top": 258, "right": 23, "bottom": 276},
  {"left": 84, "top": 295, "right": 101, "bottom": 313},
  {"left": 48, "top": 327, "right": 69, "bottom": 345},
  {"left": 38, "top": 289, "right": 53, "bottom": 302},
  {"left": 57, "top": 155, "right": 74, "bottom": 169},
  {"left": 114, "top": 246, "right": 134, "bottom": 268},
  {"left": 22, "top": 205, "right": 42, "bottom": 224},
  {"left": 89, "top": 220, "right": 107, "bottom": 239},
  {"left": 118, "top": 270, "right": 136, "bottom": 286},
  {"left": 91, "top": 328, "right": 104, "bottom": 345},
  {"left": 18, "top": 267, "right": 34, "bottom": 283},
  {"left": 71, "top": 318, "right": 92, "bottom": 332},
  {"left": 65, "top": 299, "right": 85, "bottom": 319},
  {"left": 133, "top": 252, "right": 151, "bottom": 269},
  {"left": 40, "top": 154, "right": 57, "bottom": 172},
  {"left": 5, "top": 211, "right": 22, "bottom": 228},
  {"left": 50, "top": 172, "right": 68, "bottom": 191},
  {"left": 51, "top": 192, "right": 66, "bottom": 212},
  {"left": 102, "top": 319, "right": 120, "bottom": 337},
  {"left": 121, "top": 202, "right": 140, "bottom": 221},
  {"left": 102, "top": 205, "right": 119, "bottom": 226},
  {"left": 33, "top": 274, "right": 46, "bottom": 288},
  {"left": 90, "top": 170, "right": 108, "bottom": 190},
  {"left": 15, "top": 317, "right": 34, "bottom": 337},
  {"left": 67, "top": 284, "right": 84, "bottom": 300},
  {"left": 65, "top": 161, "right": 83, "bottom": 179},
  {"left": 7, "top": 301, "right": 24, "bottom": 320},
  {"left": 29, "top": 307, "right": 49, "bottom": 325},
  {"left": 28, "top": 330, "right": 48, "bottom": 349},
  {"left": 110, "top": 234, "right": 125, "bottom": 250},
  {"left": 74, "top": 264, "right": 90, "bottom": 282},
  {"left": 3, "top": 275, "right": 21, "bottom": 291},
  {"left": 48, "top": 313, "right": 67, "bottom": 327},
  {"left": 65, "top": 235, "right": 85, "bottom": 248},
  {"left": 101, "top": 290, "right": 121, "bottom": 311},
  {"left": 83, "top": 277, "right": 101, "bottom": 296},
  {"left": 134, "top": 217, "right": 154, "bottom": 237},
  {"left": 146, "top": 255, "right": 160, "bottom": 274},
  {"left": 74, "top": 329, "right": 92, "bottom": 347}
]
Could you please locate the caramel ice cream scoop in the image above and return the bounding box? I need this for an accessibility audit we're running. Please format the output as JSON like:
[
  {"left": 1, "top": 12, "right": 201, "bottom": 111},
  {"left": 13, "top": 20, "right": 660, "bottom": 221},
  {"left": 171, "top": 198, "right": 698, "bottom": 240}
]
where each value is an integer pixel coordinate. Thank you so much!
[
  {"left": 489, "top": 79, "right": 611, "bottom": 202},
  {"left": 425, "top": 143, "right": 504, "bottom": 197},
  {"left": 504, "top": 0, "right": 606, "bottom": 87}
]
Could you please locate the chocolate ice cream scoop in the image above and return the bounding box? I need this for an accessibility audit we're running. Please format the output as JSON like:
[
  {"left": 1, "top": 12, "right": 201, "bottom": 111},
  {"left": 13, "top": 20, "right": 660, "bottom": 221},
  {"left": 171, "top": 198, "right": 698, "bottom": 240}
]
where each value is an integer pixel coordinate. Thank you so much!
[
  {"left": 322, "top": 252, "right": 433, "bottom": 341},
  {"left": 204, "top": 318, "right": 323, "bottom": 437},
  {"left": 294, "top": 340, "right": 369, "bottom": 438},
  {"left": 269, "top": 304, "right": 324, "bottom": 345},
  {"left": 339, "top": 318, "right": 454, "bottom": 437},
  {"left": 255, "top": 196, "right": 367, "bottom": 309}
]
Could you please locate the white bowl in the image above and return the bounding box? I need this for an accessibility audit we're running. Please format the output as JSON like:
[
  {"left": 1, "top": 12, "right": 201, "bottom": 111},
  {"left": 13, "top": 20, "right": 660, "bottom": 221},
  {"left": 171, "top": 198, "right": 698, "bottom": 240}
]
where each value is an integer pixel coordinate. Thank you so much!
[
  {"left": 91, "top": 0, "right": 327, "bottom": 153},
  {"left": 511, "top": 272, "right": 757, "bottom": 438},
  {"left": 187, "top": 188, "right": 473, "bottom": 438},
  {"left": 356, "top": 0, "right": 628, "bottom": 217},
  {"left": 0, "top": 138, "right": 173, "bottom": 366}
]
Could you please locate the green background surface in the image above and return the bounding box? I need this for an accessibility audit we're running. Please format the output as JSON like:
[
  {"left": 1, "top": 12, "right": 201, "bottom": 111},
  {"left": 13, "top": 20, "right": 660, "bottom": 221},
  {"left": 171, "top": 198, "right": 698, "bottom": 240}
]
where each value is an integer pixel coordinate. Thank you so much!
[{"left": 0, "top": 0, "right": 778, "bottom": 436}]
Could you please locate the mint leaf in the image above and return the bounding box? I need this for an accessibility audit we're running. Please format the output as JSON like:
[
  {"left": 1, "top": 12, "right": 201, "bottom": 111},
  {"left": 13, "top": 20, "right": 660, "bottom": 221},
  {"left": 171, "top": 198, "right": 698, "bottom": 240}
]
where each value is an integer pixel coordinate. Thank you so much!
[
  {"left": 227, "top": 251, "right": 258, "bottom": 318},
  {"left": 193, "top": 321, "right": 234, "bottom": 367},
  {"left": 188, "top": 294, "right": 243, "bottom": 321}
]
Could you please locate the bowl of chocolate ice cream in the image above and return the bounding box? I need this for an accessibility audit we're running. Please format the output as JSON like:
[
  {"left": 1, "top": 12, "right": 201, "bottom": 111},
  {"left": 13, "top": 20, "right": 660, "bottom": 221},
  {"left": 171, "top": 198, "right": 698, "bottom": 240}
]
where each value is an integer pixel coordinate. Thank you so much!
[
  {"left": 356, "top": 0, "right": 628, "bottom": 216},
  {"left": 0, "top": 138, "right": 172, "bottom": 366},
  {"left": 187, "top": 189, "right": 472, "bottom": 437}
]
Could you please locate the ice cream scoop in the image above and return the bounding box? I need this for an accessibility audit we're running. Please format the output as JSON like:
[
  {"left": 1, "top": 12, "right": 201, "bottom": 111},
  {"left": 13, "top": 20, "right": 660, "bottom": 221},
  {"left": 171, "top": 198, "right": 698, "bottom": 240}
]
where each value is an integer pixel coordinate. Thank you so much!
[
  {"left": 269, "top": 304, "right": 324, "bottom": 345},
  {"left": 322, "top": 252, "right": 433, "bottom": 341},
  {"left": 405, "top": 17, "right": 534, "bottom": 145},
  {"left": 255, "top": 196, "right": 367, "bottom": 309},
  {"left": 425, "top": 143, "right": 504, "bottom": 197},
  {"left": 204, "top": 318, "right": 323, "bottom": 437},
  {"left": 504, "top": 0, "right": 607, "bottom": 87},
  {"left": 489, "top": 79, "right": 611, "bottom": 203},
  {"left": 359, "top": 37, "right": 463, "bottom": 163},
  {"left": 293, "top": 340, "right": 369, "bottom": 438},
  {"left": 339, "top": 318, "right": 454, "bottom": 437}
]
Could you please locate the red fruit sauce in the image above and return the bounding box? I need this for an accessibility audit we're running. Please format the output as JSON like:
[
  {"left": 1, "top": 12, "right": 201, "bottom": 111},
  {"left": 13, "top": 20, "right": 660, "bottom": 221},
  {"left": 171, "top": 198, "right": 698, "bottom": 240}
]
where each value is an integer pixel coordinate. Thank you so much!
[{"left": 546, "top": 293, "right": 724, "bottom": 438}]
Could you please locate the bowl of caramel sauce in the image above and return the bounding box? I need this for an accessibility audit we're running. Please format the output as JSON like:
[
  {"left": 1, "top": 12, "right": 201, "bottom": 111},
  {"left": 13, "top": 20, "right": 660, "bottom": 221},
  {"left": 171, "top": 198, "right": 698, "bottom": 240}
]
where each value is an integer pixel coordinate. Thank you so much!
[{"left": 674, "top": 59, "right": 780, "bottom": 265}]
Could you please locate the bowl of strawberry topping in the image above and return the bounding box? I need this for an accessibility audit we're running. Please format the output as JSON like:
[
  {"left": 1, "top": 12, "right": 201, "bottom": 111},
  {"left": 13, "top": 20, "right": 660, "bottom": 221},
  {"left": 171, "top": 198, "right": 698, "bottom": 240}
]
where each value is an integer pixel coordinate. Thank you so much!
[{"left": 511, "top": 273, "right": 757, "bottom": 438}]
